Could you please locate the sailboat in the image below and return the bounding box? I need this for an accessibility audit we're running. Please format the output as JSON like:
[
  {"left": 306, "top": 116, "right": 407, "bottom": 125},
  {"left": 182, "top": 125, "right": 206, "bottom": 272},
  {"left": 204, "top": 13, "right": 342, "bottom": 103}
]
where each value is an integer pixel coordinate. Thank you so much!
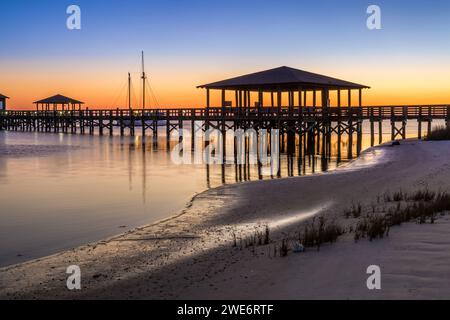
[{"left": 122, "top": 51, "right": 167, "bottom": 127}]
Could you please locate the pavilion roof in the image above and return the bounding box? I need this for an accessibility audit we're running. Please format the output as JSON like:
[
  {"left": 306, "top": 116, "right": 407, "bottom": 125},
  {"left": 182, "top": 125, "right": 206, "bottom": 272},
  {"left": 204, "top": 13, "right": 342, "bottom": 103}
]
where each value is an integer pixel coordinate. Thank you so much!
[
  {"left": 198, "top": 66, "right": 370, "bottom": 91},
  {"left": 0, "top": 93, "right": 9, "bottom": 99},
  {"left": 34, "top": 94, "right": 84, "bottom": 105}
]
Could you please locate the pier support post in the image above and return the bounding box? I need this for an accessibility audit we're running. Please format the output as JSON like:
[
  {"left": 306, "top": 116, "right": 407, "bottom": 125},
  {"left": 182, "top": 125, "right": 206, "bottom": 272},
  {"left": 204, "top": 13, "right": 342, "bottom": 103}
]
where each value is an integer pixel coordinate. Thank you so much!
[
  {"left": 120, "top": 110, "right": 124, "bottom": 136},
  {"left": 378, "top": 121, "right": 383, "bottom": 144},
  {"left": 348, "top": 108, "right": 353, "bottom": 159},
  {"left": 418, "top": 120, "right": 422, "bottom": 139},
  {"left": 179, "top": 110, "right": 184, "bottom": 144},
  {"left": 357, "top": 121, "right": 362, "bottom": 156},
  {"left": 370, "top": 120, "right": 375, "bottom": 147},
  {"left": 191, "top": 119, "right": 195, "bottom": 152},
  {"left": 110, "top": 111, "right": 114, "bottom": 136},
  {"left": 391, "top": 121, "right": 395, "bottom": 141},
  {"left": 99, "top": 111, "right": 104, "bottom": 136},
  {"left": 141, "top": 111, "right": 146, "bottom": 138},
  {"left": 166, "top": 110, "right": 171, "bottom": 150}
]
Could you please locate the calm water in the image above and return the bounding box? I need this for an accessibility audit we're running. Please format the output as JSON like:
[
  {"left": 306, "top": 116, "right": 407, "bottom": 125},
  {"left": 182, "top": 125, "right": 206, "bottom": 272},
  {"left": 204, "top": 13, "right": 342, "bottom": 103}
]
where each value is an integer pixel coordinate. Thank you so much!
[{"left": 0, "top": 120, "right": 443, "bottom": 267}]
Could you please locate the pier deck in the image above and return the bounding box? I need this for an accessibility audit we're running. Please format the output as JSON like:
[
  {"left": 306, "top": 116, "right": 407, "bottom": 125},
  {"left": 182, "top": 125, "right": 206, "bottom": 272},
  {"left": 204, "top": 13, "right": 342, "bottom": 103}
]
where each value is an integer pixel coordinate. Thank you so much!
[{"left": 1, "top": 105, "right": 449, "bottom": 143}]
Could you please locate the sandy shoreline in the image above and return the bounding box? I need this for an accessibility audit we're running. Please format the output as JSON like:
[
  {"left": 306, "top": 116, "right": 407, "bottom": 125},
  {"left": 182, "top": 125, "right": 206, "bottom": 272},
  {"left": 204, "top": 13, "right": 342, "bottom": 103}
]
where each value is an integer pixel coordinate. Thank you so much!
[{"left": 3, "top": 140, "right": 450, "bottom": 299}]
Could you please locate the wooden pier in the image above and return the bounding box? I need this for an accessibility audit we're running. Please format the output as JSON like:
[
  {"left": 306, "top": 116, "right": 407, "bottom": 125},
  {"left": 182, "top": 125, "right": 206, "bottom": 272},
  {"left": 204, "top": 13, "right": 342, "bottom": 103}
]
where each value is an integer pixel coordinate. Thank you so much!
[
  {"left": 0, "top": 105, "right": 449, "bottom": 141},
  {"left": 2, "top": 68, "right": 449, "bottom": 156}
]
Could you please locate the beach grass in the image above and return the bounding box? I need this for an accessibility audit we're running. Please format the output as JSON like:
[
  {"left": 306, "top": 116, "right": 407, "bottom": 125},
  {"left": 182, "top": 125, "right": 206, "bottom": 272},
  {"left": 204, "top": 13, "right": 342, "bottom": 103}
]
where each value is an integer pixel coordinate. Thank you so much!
[
  {"left": 426, "top": 126, "right": 450, "bottom": 141},
  {"left": 280, "top": 239, "right": 289, "bottom": 257},
  {"left": 344, "top": 202, "right": 362, "bottom": 218},
  {"left": 299, "top": 217, "right": 345, "bottom": 251},
  {"left": 236, "top": 189, "right": 450, "bottom": 258},
  {"left": 355, "top": 190, "right": 450, "bottom": 242},
  {"left": 234, "top": 225, "right": 271, "bottom": 250},
  {"left": 270, "top": 189, "right": 450, "bottom": 256}
]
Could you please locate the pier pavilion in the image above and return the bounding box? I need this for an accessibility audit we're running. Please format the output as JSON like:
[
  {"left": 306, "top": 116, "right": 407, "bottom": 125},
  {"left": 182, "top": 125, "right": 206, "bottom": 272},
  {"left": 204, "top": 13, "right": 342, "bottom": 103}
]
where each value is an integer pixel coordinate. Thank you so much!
[
  {"left": 197, "top": 66, "right": 370, "bottom": 110},
  {"left": 0, "top": 93, "right": 9, "bottom": 110},
  {"left": 34, "top": 94, "right": 84, "bottom": 111}
]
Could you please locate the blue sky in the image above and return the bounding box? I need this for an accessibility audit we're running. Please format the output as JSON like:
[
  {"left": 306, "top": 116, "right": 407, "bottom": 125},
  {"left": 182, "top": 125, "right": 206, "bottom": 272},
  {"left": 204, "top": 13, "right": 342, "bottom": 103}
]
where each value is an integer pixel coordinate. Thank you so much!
[
  {"left": 2, "top": 0, "right": 449, "bottom": 60},
  {"left": 1, "top": 0, "right": 450, "bottom": 107}
]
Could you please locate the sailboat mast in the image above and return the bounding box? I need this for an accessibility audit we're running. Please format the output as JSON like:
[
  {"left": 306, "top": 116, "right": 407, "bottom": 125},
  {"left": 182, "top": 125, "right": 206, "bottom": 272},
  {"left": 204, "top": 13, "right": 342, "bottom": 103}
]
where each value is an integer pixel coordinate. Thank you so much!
[
  {"left": 128, "top": 72, "right": 131, "bottom": 111},
  {"left": 141, "top": 51, "right": 146, "bottom": 110}
]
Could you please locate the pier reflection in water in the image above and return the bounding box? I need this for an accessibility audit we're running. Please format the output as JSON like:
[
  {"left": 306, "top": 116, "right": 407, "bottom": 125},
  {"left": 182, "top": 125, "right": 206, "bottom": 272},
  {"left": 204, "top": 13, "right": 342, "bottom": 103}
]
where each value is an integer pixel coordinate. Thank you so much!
[{"left": 161, "top": 119, "right": 446, "bottom": 188}]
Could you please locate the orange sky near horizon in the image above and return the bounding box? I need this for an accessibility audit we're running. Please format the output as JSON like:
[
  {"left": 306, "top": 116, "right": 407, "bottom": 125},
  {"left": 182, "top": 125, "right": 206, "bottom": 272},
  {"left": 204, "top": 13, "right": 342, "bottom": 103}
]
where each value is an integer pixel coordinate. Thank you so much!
[{"left": 2, "top": 57, "right": 450, "bottom": 110}]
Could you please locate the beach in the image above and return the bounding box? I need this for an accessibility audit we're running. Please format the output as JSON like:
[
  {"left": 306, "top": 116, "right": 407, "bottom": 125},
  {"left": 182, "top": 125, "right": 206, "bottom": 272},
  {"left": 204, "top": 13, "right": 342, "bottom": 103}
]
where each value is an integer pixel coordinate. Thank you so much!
[{"left": 2, "top": 139, "right": 450, "bottom": 300}]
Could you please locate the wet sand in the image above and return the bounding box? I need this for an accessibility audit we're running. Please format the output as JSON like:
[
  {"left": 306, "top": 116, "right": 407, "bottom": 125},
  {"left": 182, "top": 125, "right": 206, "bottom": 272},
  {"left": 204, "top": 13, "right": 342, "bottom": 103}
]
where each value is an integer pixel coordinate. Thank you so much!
[{"left": 2, "top": 140, "right": 450, "bottom": 299}]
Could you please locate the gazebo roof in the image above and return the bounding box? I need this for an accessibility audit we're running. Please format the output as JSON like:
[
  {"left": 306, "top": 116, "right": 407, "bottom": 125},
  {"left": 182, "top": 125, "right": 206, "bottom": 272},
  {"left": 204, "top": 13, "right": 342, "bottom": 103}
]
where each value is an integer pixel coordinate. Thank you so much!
[
  {"left": 0, "top": 93, "right": 9, "bottom": 99},
  {"left": 198, "top": 66, "right": 370, "bottom": 91},
  {"left": 34, "top": 94, "right": 84, "bottom": 105}
]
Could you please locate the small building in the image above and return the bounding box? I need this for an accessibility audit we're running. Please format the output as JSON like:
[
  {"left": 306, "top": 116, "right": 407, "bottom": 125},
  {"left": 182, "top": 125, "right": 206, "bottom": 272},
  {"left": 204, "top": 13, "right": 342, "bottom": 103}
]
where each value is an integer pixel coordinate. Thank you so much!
[
  {"left": 197, "top": 66, "right": 370, "bottom": 109},
  {"left": 34, "top": 94, "right": 84, "bottom": 111},
  {"left": 0, "top": 93, "right": 9, "bottom": 110}
]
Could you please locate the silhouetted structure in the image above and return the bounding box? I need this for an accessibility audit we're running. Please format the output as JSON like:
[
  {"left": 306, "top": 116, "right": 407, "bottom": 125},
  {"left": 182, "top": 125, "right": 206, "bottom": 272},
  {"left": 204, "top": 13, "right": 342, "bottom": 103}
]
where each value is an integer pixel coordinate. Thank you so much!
[
  {"left": 34, "top": 94, "right": 84, "bottom": 111},
  {"left": 0, "top": 93, "right": 9, "bottom": 110},
  {"left": 1, "top": 67, "right": 449, "bottom": 156},
  {"left": 197, "top": 66, "right": 370, "bottom": 109}
]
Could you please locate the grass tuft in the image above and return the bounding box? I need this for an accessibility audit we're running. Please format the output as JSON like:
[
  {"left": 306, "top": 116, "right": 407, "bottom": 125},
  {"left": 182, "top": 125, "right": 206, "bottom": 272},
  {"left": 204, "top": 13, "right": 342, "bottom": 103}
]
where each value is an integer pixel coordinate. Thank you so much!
[
  {"left": 280, "top": 239, "right": 289, "bottom": 257},
  {"left": 355, "top": 190, "right": 450, "bottom": 243},
  {"left": 344, "top": 202, "right": 362, "bottom": 219},
  {"left": 355, "top": 214, "right": 389, "bottom": 241},
  {"left": 299, "top": 217, "right": 345, "bottom": 251},
  {"left": 234, "top": 225, "right": 271, "bottom": 249},
  {"left": 253, "top": 189, "right": 450, "bottom": 259},
  {"left": 408, "top": 189, "right": 436, "bottom": 202},
  {"left": 426, "top": 126, "right": 450, "bottom": 141}
]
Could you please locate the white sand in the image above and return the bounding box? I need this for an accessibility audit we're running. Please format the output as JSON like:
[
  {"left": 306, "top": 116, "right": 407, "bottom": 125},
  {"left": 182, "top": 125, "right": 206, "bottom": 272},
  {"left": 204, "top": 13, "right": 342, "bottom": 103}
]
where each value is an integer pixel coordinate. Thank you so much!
[{"left": 2, "top": 140, "right": 450, "bottom": 300}]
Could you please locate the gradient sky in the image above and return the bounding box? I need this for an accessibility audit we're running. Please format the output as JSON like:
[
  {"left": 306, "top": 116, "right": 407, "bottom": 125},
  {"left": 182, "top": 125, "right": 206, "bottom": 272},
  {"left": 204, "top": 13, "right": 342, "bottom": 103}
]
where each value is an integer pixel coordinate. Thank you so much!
[{"left": 1, "top": 0, "right": 450, "bottom": 109}]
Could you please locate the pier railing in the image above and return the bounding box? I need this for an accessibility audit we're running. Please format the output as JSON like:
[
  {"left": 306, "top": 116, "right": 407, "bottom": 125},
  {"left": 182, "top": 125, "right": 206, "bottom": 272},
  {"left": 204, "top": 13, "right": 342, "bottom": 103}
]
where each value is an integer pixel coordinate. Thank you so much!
[
  {"left": 1, "top": 105, "right": 449, "bottom": 120},
  {"left": 1, "top": 105, "right": 449, "bottom": 141}
]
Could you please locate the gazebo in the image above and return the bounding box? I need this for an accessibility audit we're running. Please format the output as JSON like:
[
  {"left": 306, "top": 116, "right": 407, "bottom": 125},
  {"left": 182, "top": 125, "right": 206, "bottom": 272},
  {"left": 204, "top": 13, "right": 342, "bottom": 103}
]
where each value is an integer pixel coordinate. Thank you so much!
[
  {"left": 0, "top": 93, "right": 9, "bottom": 110},
  {"left": 34, "top": 94, "right": 84, "bottom": 111},
  {"left": 197, "top": 66, "right": 370, "bottom": 110}
]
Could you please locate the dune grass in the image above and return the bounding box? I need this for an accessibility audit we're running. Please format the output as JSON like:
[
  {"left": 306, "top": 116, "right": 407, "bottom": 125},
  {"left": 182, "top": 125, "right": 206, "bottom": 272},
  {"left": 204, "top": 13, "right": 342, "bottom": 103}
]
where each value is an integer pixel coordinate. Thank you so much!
[
  {"left": 299, "top": 217, "right": 345, "bottom": 251},
  {"left": 426, "top": 126, "right": 450, "bottom": 141},
  {"left": 344, "top": 202, "right": 362, "bottom": 219},
  {"left": 279, "top": 189, "right": 450, "bottom": 257},
  {"left": 354, "top": 190, "right": 450, "bottom": 242},
  {"left": 233, "top": 225, "right": 271, "bottom": 250},
  {"left": 234, "top": 189, "right": 450, "bottom": 258}
]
